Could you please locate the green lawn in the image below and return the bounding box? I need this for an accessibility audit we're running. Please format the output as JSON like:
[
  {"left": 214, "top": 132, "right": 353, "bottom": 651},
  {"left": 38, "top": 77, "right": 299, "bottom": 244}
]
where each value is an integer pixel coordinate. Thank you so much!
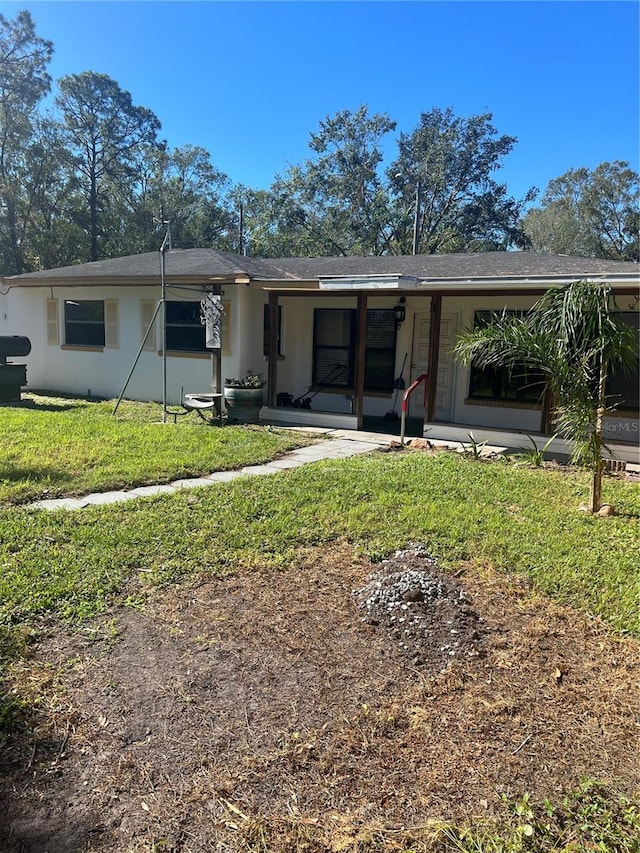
[
  {"left": 1, "top": 447, "right": 638, "bottom": 635},
  {"left": 0, "top": 393, "right": 315, "bottom": 504},
  {"left": 1, "top": 399, "right": 639, "bottom": 849}
]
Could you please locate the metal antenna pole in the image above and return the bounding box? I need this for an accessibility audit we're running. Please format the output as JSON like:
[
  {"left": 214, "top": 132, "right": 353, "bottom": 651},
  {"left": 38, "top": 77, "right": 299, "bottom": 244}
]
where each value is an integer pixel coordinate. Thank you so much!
[
  {"left": 160, "top": 223, "right": 171, "bottom": 423},
  {"left": 412, "top": 180, "right": 421, "bottom": 255},
  {"left": 112, "top": 300, "right": 163, "bottom": 415}
]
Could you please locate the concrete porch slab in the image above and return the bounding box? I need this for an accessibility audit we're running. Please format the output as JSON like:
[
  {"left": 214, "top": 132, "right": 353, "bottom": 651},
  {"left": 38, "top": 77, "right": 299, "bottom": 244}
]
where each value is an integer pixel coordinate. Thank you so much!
[{"left": 423, "top": 424, "right": 640, "bottom": 464}]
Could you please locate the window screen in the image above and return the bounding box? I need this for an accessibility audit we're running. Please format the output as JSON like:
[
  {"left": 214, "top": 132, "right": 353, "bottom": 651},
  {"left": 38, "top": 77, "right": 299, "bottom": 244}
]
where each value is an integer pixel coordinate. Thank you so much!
[
  {"left": 312, "top": 308, "right": 397, "bottom": 392},
  {"left": 64, "top": 300, "right": 105, "bottom": 347},
  {"left": 165, "top": 301, "right": 207, "bottom": 352}
]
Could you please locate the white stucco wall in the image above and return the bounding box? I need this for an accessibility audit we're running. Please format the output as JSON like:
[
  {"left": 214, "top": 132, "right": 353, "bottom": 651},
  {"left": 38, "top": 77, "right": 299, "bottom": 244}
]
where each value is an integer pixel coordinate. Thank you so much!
[
  {"left": 3, "top": 284, "right": 246, "bottom": 405},
  {"left": 3, "top": 281, "right": 638, "bottom": 444}
]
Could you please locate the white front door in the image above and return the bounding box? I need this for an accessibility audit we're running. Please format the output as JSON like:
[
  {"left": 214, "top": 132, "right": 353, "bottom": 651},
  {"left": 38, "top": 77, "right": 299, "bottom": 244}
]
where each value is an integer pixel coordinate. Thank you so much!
[{"left": 409, "top": 310, "right": 459, "bottom": 421}]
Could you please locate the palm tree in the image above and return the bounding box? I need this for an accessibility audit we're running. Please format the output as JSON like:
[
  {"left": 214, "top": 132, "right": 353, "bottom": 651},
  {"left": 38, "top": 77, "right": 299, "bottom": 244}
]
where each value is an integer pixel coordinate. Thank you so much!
[{"left": 454, "top": 281, "right": 637, "bottom": 513}]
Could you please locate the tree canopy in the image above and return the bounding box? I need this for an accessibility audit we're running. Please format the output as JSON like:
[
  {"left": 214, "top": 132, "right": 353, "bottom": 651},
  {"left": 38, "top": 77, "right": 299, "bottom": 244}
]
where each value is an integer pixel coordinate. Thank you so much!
[
  {"left": 523, "top": 162, "right": 640, "bottom": 261},
  {"left": 0, "top": 8, "right": 637, "bottom": 275},
  {"left": 387, "top": 108, "right": 534, "bottom": 254},
  {"left": 0, "top": 10, "right": 53, "bottom": 274},
  {"left": 55, "top": 72, "right": 161, "bottom": 261}
]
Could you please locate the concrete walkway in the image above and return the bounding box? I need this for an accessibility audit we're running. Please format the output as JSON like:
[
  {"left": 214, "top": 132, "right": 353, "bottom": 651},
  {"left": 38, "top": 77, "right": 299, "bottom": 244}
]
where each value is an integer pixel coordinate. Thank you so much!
[
  {"left": 27, "top": 429, "right": 400, "bottom": 512},
  {"left": 24, "top": 426, "right": 639, "bottom": 512}
]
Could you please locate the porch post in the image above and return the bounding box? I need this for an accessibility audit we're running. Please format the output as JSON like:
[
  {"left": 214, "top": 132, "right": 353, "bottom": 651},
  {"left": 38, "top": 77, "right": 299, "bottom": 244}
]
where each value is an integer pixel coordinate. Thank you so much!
[
  {"left": 267, "top": 291, "right": 279, "bottom": 408},
  {"left": 211, "top": 284, "right": 222, "bottom": 394},
  {"left": 425, "top": 293, "right": 442, "bottom": 423},
  {"left": 540, "top": 386, "right": 554, "bottom": 434},
  {"left": 354, "top": 293, "right": 368, "bottom": 429}
]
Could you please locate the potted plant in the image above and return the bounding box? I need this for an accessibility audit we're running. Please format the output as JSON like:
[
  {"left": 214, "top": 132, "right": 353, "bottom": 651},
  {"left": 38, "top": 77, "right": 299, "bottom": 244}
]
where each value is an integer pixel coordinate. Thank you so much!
[{"left": 223, "top": 372, "right": 266, "bottom": 423}]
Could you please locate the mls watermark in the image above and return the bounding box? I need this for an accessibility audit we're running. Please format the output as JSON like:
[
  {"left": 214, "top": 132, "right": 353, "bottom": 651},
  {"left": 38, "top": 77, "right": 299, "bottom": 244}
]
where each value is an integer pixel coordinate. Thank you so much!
[{"left": 603, "top": 421, "right": 639, "bottom": 435}]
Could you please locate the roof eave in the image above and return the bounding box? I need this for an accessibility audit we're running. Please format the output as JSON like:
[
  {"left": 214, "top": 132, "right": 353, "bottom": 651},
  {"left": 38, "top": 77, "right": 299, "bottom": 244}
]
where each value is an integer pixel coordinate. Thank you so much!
[
  {"left": 416, "top": 273, "right": 640, "bottom": 290},
  {"left": 2, "top": 274, "right": 251, "bottom": 288}
]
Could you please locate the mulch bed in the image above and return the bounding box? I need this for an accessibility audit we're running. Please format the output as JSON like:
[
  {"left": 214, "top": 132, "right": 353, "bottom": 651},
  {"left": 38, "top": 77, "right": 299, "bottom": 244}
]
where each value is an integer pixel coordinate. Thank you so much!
[{"left": 1, "top": 542, "right": 638, "bottom": 852}]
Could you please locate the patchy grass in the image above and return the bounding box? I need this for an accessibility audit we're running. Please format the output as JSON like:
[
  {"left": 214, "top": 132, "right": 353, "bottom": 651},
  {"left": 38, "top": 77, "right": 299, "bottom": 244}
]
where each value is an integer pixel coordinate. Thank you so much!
[
  {"left": 215, "top": 780, "right": 640, "bottom": 852},
  {"left": 0, "top": 393, "right": 315, "bottom": 504},
  {"left": 1, "top": 451, "right": 638, "bottom": 634},
  {"left": 2, "top": 544, "right": 638, "bottom": 851},
  {"left": 0, "top": 443, "right": 639, "bottom": 851},
  {"left": 436, "top": 779, "right": 640, "bottom": 852}
]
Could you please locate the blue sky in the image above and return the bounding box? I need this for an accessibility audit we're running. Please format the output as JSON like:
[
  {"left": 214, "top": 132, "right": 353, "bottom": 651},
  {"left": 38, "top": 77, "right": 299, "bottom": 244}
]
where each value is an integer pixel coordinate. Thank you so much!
[{"left": 2, "top": 0, "right": 638, "bottom": 204}]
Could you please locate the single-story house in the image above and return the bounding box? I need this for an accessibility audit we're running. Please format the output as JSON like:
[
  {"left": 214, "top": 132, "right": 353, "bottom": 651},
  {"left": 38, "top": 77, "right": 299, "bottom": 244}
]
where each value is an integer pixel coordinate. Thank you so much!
[{"left": 1, "top": 250, "right": 638, "bottom": 461}]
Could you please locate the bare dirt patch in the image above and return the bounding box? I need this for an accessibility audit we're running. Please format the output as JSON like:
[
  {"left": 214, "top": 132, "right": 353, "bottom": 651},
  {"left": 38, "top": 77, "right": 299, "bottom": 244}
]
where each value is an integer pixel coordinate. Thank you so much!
[{"left": 1, "top": 543, "right": 638, "bottom": 852}]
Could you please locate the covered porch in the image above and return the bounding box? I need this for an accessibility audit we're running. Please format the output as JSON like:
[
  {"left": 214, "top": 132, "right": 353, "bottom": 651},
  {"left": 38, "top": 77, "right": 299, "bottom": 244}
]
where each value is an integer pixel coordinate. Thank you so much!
[
  {"left": 260, "top": 274, "right": 446, "bottom": 432},
  {"left": 257, "top": 275, "right": 639, "bottom": 465}
]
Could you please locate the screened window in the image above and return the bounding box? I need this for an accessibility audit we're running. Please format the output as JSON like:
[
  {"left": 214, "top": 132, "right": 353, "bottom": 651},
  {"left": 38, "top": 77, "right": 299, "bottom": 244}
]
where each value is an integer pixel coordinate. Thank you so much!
[
  {"left": 64, "top": 300, "right": 105, "bottom": 347},
  {"left": 365, "top": 309, "right": 397, "bottom": 391},
  {"left": 607, "top": 311, "right": 639, "bottom": 411},
  {"left": 467, "top": 311, "right": 545, "bottom": 404},
  {"left": 312, "top": 308, "right": 397, "bottom": 392},
  {"left": 313, "top": 309, "right": 354, "bottom": 387},
  {"left": 165, "top": 301, "right": 207, "bottom": 353}
]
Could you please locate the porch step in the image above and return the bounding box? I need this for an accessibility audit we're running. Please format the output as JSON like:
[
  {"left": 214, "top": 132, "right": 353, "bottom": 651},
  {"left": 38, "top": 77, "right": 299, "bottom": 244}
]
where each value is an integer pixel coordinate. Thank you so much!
[{"left": 260, "top": 406, "right": 358, "bottom": 430}]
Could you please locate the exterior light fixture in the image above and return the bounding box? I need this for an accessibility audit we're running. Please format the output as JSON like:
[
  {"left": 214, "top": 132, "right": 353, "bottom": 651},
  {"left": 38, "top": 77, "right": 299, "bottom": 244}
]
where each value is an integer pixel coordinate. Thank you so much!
[{"left": 394, "top": 298, "right": 406, "bottom": 329}]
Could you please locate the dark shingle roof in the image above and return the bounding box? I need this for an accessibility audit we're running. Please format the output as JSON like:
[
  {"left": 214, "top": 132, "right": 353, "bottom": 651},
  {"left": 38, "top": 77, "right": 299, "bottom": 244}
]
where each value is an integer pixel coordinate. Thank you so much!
[
  {"left": 2, "top": 249, "right": 298, "bottom": 284},
  {"left": 268, "top": 252, "right": 638, "bottom": 281},
  {"left": 3, "top": 249, "right": 638, "bottom": 287}
]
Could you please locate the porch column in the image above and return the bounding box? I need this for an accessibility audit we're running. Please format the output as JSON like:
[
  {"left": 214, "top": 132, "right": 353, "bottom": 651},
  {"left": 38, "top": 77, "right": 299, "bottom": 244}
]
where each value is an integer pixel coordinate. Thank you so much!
[
  {"left": 540, "top": 386, "right": 554, "bottom": 434},
  {"left": 425, "top": 293, "right": 442, "bottom": 423},
  {"left": 210, "top": 283, "right": 222, "bottom": 395},
  {"left": 354, "top": 293, "right": 368, "bottom": 429},
  {"left": 267, "top": 291, "right": 279, "bottom": 407}
]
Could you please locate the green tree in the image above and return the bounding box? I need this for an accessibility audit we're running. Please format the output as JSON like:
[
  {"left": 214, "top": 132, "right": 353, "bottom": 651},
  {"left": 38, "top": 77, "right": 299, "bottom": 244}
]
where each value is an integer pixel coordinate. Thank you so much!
[
  {"left": 0, "top": 9, "right": 53, "bottom": 274},
  {"left": 128, "top": 143, "right": 234, "bottom": 253},
  {"left": 454, "top": 281, "right": 637, "bottom": 513},
  {"left": 55, "top": 72, "right": 161, "bottom": 261},
  {"left": 387, "top": 108, "right": 533, "bottom": 254},
  {"left": 16, "top": 114, "right": 87, "bottom": 270},
  {"left": 258, "top": 106, "right": 397, "bottom": 256},
  {"left": 523, "top": 162, "right": 640, "bottom": 261}
]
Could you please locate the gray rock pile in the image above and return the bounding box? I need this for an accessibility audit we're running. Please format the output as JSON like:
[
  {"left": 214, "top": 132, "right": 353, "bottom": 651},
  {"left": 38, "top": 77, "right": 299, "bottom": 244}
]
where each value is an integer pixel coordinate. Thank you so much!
[{"left": 353, "top": 544, "right": 483, "bottom": 668}]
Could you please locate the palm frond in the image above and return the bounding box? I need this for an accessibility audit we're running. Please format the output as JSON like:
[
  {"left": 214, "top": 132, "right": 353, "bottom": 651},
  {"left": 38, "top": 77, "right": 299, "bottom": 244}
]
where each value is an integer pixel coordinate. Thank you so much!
[{"left": 455, "top": 280, "right": 637, "bottom": 489}]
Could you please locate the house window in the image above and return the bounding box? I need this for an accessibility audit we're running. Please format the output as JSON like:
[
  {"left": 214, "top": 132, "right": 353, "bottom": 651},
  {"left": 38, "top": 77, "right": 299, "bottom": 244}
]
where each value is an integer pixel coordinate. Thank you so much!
[
  {"left": 64, "top": 300, "right": 105, "bottom": 347},
  {"left": 607, "top": 311, "right": 639, "bottom": 411},
  {"left": 312, "top": 308, "right": 397, "bottom": 392},
  {"left": 165, "top": 301, "right": 207, "bottom": 353},
  {"left": 365, "top": 309, "right": 397, "bottom": 392},
  {"left": 263, "top": 304, "right": 283, "bottom": 356},
  {"left": 467, "top": 311, "right": 545, "bottom": 404}
]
